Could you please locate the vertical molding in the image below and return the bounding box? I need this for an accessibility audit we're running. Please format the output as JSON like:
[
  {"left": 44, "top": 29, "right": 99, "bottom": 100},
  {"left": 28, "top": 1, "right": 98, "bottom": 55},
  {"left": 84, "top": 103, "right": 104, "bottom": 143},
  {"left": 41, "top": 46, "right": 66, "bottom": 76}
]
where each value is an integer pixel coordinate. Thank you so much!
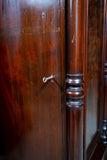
[
  {"left": 66, "top": 0, "right": 88, "bottom": 159},
  {"left": 83, "top": 0, "right": 88, "bottom": 159}
]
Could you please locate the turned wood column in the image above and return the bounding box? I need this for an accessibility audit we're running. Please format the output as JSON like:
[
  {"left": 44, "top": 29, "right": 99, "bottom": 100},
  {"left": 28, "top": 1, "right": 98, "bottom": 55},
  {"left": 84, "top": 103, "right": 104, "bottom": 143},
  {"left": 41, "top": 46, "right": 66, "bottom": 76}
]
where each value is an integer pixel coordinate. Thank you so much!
[{"left": 66, "top": 0, "right": 88, "bottom": 159}]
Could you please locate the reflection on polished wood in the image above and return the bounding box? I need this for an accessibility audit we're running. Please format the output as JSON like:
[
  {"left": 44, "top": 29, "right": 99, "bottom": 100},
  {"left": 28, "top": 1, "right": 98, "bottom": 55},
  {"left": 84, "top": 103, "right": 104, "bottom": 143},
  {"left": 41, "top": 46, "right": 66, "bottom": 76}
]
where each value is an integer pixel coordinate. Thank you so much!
[
  {"left": 0, "top": 0, "right": 66, "bottom": 159},
  {"left": 1, "top": 0, "right": 107, "bottom": 159},
  {"left": 66, "top": 0, "right": 88, "bottom": 160}
]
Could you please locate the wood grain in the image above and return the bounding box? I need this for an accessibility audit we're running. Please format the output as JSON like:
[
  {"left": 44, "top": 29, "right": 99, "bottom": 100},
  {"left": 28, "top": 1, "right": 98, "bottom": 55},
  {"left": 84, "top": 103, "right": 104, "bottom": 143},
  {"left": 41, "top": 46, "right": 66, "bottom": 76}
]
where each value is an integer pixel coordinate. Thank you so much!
[{"left": 0, "top": 1, "right": 66, "bottom": 159}]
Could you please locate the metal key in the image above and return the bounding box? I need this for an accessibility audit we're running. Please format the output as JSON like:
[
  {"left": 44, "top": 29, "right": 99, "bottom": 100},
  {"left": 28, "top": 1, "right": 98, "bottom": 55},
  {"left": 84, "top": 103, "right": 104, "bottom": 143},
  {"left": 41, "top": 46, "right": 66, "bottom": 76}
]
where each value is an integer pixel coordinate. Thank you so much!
[{"left": 43, "top": 75, "right": 54, "bottom": 83}]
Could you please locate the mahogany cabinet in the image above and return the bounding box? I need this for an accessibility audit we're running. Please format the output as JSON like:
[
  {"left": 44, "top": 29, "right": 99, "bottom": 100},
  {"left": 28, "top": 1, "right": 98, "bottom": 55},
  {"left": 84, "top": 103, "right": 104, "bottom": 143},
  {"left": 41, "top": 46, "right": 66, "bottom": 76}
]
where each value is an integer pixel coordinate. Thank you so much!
[{"left": 0, "top": 0, "right": 107, "bottom": 160}]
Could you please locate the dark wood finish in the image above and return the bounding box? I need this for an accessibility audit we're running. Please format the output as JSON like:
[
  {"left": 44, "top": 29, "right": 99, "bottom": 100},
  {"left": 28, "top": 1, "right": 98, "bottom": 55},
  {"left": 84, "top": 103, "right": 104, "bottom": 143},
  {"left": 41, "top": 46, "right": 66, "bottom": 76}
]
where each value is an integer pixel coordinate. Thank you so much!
[
  {"left": 89, "top": 141, "right": 106, "bottom": 160},
  {"left": 87, "top": 0, "right": 107, "bottom": 159},
  {"left": 1, "top": 0, "right": 107, "bottom": 159},
  {"left": 102, "top": 146, "right": 107, "bottom": 160},
  {"left": 83, "top": 0, "right": 88, "bottom": 159},
  {"left": 101, "top": 0, "right": 107, "bottom": 145},
  {"left": 86, "top": 0, "right": 104, "bottom": 151},
  {"left": 104, "top": 63, "right": 107, "bottom": 120},
  {"left": 87, "top": 132, "right": 101, "bottom": 159},
  {"left": 0, "top": 1, "right": 66, "bottom": 159},
  {"left": 66, "top": 0, "right": 88, "bottom": 159},
  {"left": 100, "top": 0, "right": 106, "bottom": 142}
]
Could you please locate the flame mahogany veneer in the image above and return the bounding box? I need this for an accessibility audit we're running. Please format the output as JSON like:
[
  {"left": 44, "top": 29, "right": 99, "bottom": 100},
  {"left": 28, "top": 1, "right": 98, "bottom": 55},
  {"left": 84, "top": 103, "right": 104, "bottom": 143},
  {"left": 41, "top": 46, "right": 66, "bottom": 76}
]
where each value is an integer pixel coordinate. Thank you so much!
[{"left": 0, "top": 0, "right": 107, "bottom": 160}]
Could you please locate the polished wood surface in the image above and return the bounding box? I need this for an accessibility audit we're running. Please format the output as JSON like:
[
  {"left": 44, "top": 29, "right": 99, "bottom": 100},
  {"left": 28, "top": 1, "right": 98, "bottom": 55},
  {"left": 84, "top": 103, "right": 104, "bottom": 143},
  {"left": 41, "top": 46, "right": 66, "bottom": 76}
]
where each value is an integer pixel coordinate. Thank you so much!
[
  {"left": 66, "top": 0, "right": 88, "bottom": 159},
  {"left": 87, "top": 0, "right": 107, "bottom": 159},
  {"left": 86, "top": 0, "right": 103, "bottom": 149},
  {"left": 0, "top": 0, "right": 66, "bottom": 159},
  {"left": 1, "top": 0, "right": 107, "bottom": 159},
  {"left": 90, "top": 140, "right": 106, "bottom": 160},
  {"left": 83, "top": 0, "right": 88, "bottom": 159},
  {"left": 67, "top": 0, "right": 82, "bottom": 74}
]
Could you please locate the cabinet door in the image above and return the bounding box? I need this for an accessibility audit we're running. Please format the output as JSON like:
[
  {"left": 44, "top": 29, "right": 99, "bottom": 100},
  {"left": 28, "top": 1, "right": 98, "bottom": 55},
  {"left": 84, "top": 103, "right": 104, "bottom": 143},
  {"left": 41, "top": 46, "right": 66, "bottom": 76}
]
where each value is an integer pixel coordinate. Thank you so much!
[
  {"left": 86, "top": 0, "right": 106, "bottom": 159},
  {"left": 0, "top": 1, "right": 66, "bottom": 160}
]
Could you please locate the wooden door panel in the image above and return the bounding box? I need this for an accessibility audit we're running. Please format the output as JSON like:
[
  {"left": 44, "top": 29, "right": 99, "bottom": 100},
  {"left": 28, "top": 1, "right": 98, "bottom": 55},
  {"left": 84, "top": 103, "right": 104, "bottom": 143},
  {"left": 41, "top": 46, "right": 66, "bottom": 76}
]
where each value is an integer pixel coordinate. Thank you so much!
[
  {"left": 0, "top": 1, "right": 66, "bottom": 160},
  {"left": 86, "top": 0, "right": 102, "bottom": 149}
]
